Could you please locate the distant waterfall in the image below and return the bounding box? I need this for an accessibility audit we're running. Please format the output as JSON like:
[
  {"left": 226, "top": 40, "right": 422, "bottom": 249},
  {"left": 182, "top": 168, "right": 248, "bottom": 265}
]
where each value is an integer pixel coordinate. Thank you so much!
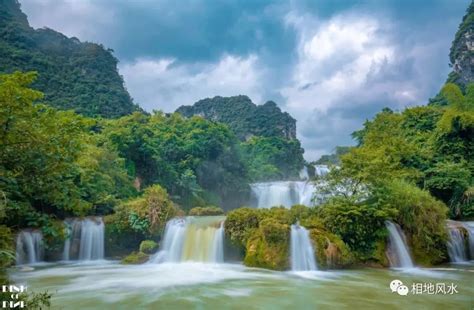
[
  {"left": 385, "top": 221, "right": 414, "bottom": 268},
  {"left": 16, "top": 230, "right": 44, "bottom": 265},
  {"left": 314, "top": 165, "right": 330, "bottom": 177},
  {"left": 446, "top": 221, "right": 468, "bottom": 262},
  {"left": 464, "top": 222, "right": 474, "bottom": 259},
  {"left": 299, "top": 166, "right": 309, "bottom": 180},
  {"left": 250, "top": 181, "right": 316, "bottom": 208},
  {"left": 150, "top": 216, "right": 225, "bottom": 263},
  {"left": 290, "top": 224, "right": 317, "bottom": 271},
  {"left": 62, "top": 217, "right": 104, "bottom": 261},
  {"left": 446, "top": 221, "right": 474, "bottom": 262}
]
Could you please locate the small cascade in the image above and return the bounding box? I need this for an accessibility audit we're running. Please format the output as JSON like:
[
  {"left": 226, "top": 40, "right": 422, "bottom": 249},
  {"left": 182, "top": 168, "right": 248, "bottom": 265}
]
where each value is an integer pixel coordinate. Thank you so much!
[
  {"left": 385, "top": 221, "right": 414, "bottom": 268},
  {"left": 464, "top": 222, "right": 474, "bottom": 259},
  {"left": 314, "top": 165, "right": 330, "bottom": 177},
  {"left": 446, "top": 221, "right": 468, "bottom": 262},
  {"left": 250, "top": 181, "right": 316, "bottom": 208},
  {"left": 299, "top": 166, "right": 309, "bottom": 180},
  {"left": 15, "top": 230, "right": 44, "bottom": 265},
  {"left": 290, "top": 223, "right": 317, "bottom": 271},
  {"left": 62, "top": 217, "right": 104, "bottom": 261},
  {"left": 150, "top": 216, "right": 225, "bottom": 264}
]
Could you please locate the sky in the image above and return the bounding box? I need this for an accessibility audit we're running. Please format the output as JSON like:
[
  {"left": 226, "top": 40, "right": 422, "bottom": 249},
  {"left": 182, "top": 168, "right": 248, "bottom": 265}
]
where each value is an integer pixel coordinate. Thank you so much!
[{"left": 19, "top": 0, "right": 471, "bottom": 161}]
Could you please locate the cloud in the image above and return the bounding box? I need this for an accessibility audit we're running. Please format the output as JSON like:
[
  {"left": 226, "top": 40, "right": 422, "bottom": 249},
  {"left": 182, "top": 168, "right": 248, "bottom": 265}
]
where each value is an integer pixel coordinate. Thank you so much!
[
  {"left": 279, "top": 9, "right": 457, "bottom": 160},
  {"left": 120, "top": 55, "right": 265, "bottom": 112},
  {"left": 19, "top": 0, "right": 114, "bottom": 42},
  {"left": 17, "top": 0, "right": 470, "bottom": 161}
]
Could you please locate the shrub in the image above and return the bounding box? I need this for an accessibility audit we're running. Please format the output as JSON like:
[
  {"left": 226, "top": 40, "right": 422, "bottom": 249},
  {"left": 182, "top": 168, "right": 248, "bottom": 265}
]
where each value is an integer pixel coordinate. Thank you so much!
[{"left": 139, "top": 240, "right": 158, "bottom": 254}]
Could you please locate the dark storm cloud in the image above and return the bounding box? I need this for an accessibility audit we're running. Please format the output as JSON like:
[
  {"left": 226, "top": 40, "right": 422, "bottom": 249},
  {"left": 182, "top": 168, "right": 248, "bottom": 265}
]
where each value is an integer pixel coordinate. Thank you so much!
[{"left": 19, "top": 0, "right": 471, "bottom": 160}]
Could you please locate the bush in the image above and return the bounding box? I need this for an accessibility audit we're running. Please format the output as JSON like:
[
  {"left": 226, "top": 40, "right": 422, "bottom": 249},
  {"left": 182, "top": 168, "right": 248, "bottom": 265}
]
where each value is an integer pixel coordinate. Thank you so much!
[
  {"left": 188, "top": 206, "right": 224, "bottom": 216},
  {"left": 139, "top": 240, "right": 158, "bottom": 254},
  {"left": 376, "top": 180, "right": 449, "bottom": 265},
  {"left": 317, "top": 197, "right": 397, "bottom": 261},
  {"left": 225, "top": 208, "right": 260, "bottom": 247}
]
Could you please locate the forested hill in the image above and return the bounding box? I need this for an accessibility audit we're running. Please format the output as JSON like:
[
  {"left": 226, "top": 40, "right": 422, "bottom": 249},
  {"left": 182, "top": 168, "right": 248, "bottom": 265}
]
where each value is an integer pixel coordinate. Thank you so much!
[
  {"left": 447, "top": 2, "right": 473, "bottom": 89},
  {"left": 176, "top": 95, "right": 297, "bottom": 141},
  {"left": 0, "top": 0, "right": 140, "bottom": 118}
]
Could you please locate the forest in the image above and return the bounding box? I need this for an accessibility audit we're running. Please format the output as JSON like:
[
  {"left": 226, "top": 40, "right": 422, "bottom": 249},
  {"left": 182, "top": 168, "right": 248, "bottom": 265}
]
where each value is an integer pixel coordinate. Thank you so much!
[{"left": 0, "top": 0, "right": 472, "bottom": 309}]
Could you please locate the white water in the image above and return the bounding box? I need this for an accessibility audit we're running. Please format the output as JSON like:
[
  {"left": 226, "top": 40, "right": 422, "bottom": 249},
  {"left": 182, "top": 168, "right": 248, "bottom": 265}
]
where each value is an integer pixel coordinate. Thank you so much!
[
  {"left": 385, "top": 221, "right": 414, "bottom": 268},
  {"left": 15, "top": 230, "right": 44, "bottom": 265},
  {"left": 299, "top": 166, "right": 309, "bottom": 180},
  {"left": 447, "top": 227, "right": 467, "bottom": 262},
  {"left": 464, "top": 222, "right": 474, "bottom": 259},
  {"left": 290, "top": 224, "right": 317, "bottom": 271},
  {"left": 150, "top": 216, "right": 225, "bottom": 264},
  {"left": 251, "top": 181, "right": 316, "bottom": 208},
  {"left": 314, "top": 165, "right": 330, "bottom": 177},
  {"left": 63, "top": 217, "right": 104, "bottom": 261}
]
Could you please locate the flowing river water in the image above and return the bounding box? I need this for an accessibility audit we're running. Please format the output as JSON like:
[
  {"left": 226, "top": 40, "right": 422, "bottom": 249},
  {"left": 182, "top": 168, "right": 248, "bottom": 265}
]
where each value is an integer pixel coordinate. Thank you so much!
[{"left": 9, "top": 262, "right": 473, "bottom": 309}]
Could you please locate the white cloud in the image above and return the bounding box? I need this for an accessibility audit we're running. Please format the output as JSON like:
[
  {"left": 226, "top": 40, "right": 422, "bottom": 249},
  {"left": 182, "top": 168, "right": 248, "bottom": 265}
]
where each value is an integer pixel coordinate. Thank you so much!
[
  {"left": 280, "top": 11, "right": 441, "bottom": 160},
  {"left": 119, "top": 54, "right": 264, "bottom": 112},
  {"left": 20, "top": 0, "right": 114, "bottom": 42}
]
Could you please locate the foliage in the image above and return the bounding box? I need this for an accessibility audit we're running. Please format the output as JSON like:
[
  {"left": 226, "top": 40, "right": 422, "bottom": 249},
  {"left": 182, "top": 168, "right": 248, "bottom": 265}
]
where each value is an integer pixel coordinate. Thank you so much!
[
  {"left": 374, "top": 181, "right": 449, "bottom": 265},
  {"left": 0, "top": 72, "right": 135, "bottom": 229},
  {"left": 241, "top": 136, "right": 305, "bottom": 181},
  {"left": 317, "top": 197, "right": 397, "bottom": 260},
  {"left": 225, "top": 207, "right": 260, "bottom": 248},
  {"left": 177, "top": 96, "right": 297, "bottom": 140},
  {"left": 0, "top": 0, "right": 139, "bottom": 118},
  {"left": 117, "top": 185, "right": 181, "bottom": 238},
  {"left": 103, "top": 112, "right": 249, "bottom": 209},
  {"left": 188, "top": 206, "right": 224, "bottom": 216}
]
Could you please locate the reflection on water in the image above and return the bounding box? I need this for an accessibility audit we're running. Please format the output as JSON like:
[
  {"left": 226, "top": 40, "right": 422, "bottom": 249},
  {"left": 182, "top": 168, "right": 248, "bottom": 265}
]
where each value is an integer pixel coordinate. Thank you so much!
[{"left": 9, "top": 262, "right": 473, "bottom": 309}]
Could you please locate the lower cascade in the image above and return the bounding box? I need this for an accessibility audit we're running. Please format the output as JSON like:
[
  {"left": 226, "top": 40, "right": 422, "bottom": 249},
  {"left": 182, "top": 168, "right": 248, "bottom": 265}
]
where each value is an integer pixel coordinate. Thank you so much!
[
  {"left": 446, "top": 221, "right": 474, "bottom": 262},
  {"left": 250, "top": 181, "right": 316, "bottom": 208},
  {"left": 290, "top": 223, "right": 317, "bottom": 271},
  {"left": 63, "top": 217, "right": 105, "bottom": 261},
  {"left": 385, "top": 221, "right": 414, "bottom": 268},
  {"left": 150, "top": 216, "right": 225, "bottom": 263},
  {"left": 15, "top": 230, "right": 44, "bottom": 265}
]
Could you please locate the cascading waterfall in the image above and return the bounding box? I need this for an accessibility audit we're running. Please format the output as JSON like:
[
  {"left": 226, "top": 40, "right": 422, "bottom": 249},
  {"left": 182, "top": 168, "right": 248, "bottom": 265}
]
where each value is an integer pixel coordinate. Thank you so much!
[
  {"left": 446, "top": 221, "right": 468, "bottom": 262},
  {"left": 447, "top": 227, "right": 467, "bottom": 262},
  {"left": 385, "top": 221, "right": 414, "bottom": 268},
  {"left": 250, "top": 181, "right": 316, "bottom": 208},
  {"left": 150, "top": 216, "right": 225, "bottom": 264},
  {"left": 299, "top": 166, "right": 309, "bottom": 180},
  {"left": 15, "top": 230, "right": 44, "bottom": 265},
  {"left": 290, "top": 224, "right": 317, "bottom": 271},
  {"left": 314, "top": 165, "right": 330, "bottom": 177},
  {"left": 464, "top": 222, "right": 474, "bottom": 259},
  {"left": 62, "top": 217, "right": 104, "bottom": 261}
]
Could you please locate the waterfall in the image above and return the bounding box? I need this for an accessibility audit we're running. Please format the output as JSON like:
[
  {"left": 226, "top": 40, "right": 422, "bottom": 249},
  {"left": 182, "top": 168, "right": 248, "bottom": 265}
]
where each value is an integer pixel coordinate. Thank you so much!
[
  {"left": 15, "top": 230, "right": 44, "bottom": 265},
  {"left": 385, "top": 221, "right": 414, "bottom": 268},
  {"left": 314, "top": 165, "right": 330, "bottom": 177},
  {"left": 150, "top": 216, "right": 225, "bottom": 264},
  {"left": 250, "top": 181, "right": 316, "bottom": 208},
  {"left": 290, "top": 224, "right": 317, "bottom": 271},
  {"left": 447, "top": 227, "right": 467, "bottom": 262},
  {"left": 62, "top": 217, "right": 104, "bottom": 261},
  {"left": 299, "top": 166, "right": 309, "bottom": 180},
  {"left": 464, "top": 222, "right": 474, "bottom": 259}
]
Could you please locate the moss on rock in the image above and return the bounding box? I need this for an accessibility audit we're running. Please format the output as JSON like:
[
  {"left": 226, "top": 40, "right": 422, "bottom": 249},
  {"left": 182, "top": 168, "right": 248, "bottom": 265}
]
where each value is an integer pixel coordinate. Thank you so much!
[
  {"left": 139, "top": 240, "right": 158, "bottom": 254},
  {"left": 121, "top": 251, "right": 149, "bottom": 264}
]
